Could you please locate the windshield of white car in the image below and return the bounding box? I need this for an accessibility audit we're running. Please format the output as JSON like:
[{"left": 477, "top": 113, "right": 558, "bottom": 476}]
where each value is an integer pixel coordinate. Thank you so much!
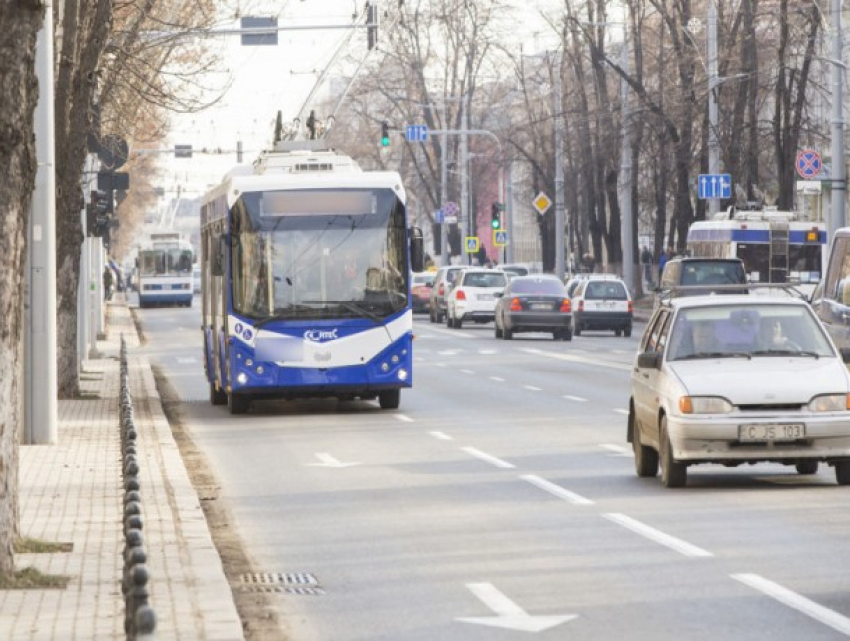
[{"left": 667, "top": 304, "right": 835, "bottom": 361}]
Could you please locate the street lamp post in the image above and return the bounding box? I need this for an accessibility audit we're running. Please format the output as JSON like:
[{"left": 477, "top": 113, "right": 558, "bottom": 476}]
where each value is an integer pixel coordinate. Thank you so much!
[
  {"left": 707, "top": 0, "right": 721, "bottom": 217},
  {"left": 830, "top": 0, "right": 846, "bottom": 235}
]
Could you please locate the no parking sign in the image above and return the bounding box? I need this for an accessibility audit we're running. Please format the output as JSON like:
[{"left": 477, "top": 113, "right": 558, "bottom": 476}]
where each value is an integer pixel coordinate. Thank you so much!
[{"left": 796, "top": 149, "right": 822, "bottom": 179}]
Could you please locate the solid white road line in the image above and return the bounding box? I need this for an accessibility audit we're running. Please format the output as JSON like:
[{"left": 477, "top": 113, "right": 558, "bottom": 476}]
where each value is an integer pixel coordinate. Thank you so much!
[
  {"left": 563, "top": 395, "right": 587, "bottom": 402},
  {"left": 490, "top": 376, "right": 506, "bottom": 383},
  {"left": 461, "top": 447, "right": 515, "bottom": 469},
  {"left": 523, "top": 385, "right": 542, "bottom": 392},
  {"left": 600, "top": 444, "right": 631, "bottom": 457},
  {"left": 732, "top": 574, "right": 850, "bottom": 636},
  {"left": 520, "top": 474, "right": 594, "bottom": 505},
  {"left": 461, "top": 369, "right": 475, "bottom": 375},
  {"left": 429, "top": 431, "right": 453, "bottom": 441},
  {"left": 613, "top": 409, "right": 630, "bottom": 415},
  {"left": 176, "top": 357, "right": 197, "bottom": 364},
  {"left": 395, "top": 414, "right": 414, "bottom": 423},
  {"left": 603, "top": 513, "right": 713, "bottom": 558}
]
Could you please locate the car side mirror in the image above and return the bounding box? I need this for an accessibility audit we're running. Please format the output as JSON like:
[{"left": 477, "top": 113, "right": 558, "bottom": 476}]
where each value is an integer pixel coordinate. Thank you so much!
[
  {"left": 840, "top": 348, "right": 850, "bottom": 364},
  {"left": 494, "top": 291, "right": 503, "bottom": 298},
  {"left": 637, "top": 351, "right": 662, "bottom": 369}
]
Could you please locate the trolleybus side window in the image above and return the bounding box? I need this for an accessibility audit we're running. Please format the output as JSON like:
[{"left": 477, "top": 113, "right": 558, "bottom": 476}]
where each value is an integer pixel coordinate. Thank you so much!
[{"left": 825, "top": 235, "right": 850, "bottom": 304}]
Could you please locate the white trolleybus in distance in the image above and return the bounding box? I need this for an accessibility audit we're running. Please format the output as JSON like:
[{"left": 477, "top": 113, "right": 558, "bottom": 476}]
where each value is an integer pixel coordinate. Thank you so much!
[
  {"left": 686, "top": 204, "right": 827, "bottom": 296},
  {"left": 200, "top": 143, "right": 424, "bottom": 414},
  {"left": 136, "top": 232, "right": 195, "bottom": 308}
]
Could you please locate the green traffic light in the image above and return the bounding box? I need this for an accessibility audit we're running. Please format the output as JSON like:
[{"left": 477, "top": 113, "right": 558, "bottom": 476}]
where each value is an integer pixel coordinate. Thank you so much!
[
  {"left": 381, "top": 136, "right": 390, "bottom": 147},
  {"left": 491, "top": 218, "right": 500, "bottom": 230}
]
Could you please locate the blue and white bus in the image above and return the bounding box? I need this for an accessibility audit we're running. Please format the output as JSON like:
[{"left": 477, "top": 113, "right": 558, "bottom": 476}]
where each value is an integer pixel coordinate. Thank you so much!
[
  {"left": 686, "top": 206, "right": 826, "bottom": 295},
  {"left": 200, "top": 143, "right": 424, "bottom": 414},
  {"left": 136, "top": 232, "right": 195, "bottom": 308}
]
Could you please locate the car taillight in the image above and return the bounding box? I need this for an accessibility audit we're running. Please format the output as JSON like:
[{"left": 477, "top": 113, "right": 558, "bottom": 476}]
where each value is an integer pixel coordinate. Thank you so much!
[
  {"left": 627, "top": 300, "right": 633, "bottom": 313},
  {"left": 456, "top": 289, "right": 466, "bottom": 301},
  {"left": 578, "top": 300, "right": 584, "bottom": 312},
  {"left": 510, "top": 297, "right": 522, "bottom": 311},
  {"left": 438, "top": 283, "right": 444, "bottom": 296},
  {"left": 560, "top": 298, "right": 571, "bottom": 312}
]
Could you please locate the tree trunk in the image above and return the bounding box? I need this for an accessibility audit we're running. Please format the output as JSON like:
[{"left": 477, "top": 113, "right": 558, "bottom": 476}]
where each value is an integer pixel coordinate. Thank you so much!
[
  {"left": 54, "top": 0, "right": 113, "bottom": 398},
  {"left": 0, "top": 0, "right": 44, "bottom": 576}
]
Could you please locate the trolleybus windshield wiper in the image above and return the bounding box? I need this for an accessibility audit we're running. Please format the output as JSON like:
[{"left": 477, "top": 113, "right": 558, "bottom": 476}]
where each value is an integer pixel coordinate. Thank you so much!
[{"left": 303, "top": 300, "right": 383, "bottom": 324}]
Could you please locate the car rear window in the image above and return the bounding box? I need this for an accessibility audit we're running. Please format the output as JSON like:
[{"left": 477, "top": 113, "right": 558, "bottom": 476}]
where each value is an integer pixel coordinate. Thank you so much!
[
  {"left": 680, "top": 262, "right": 746, "bottom": 286},
  {"left": 463, "top": 272, "right": 507, "bottom": 288},
  {"left": 510, "top": 279, "right": 565, "bottom": 295},
  {"left": 584, "top": 281, "right": 627, "bottom": 300}
]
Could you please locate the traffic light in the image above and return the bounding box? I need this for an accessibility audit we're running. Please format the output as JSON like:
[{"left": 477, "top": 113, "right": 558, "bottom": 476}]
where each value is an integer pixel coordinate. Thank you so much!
[
  {"left": 491, "top": 202, "right": 503, "bottom": 229},
  {"left": 366, "top": 1, "right": 379, "bottom": 50},
  {"left": 381, "top": 121, "right": 390, "bottom": 147}
]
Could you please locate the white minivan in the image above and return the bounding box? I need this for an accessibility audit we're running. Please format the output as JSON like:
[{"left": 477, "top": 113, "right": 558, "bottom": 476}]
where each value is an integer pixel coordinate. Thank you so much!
[{"left": 811, "top": 227, "right": 850, "bottom": 350}]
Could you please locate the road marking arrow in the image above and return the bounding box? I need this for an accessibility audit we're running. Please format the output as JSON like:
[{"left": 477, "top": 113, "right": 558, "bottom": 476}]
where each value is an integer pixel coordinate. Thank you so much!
[
  {"left": 456, "top": 583, "right": 577, "bottom": 632},
  {"left": 305, "top": 453, "right": 361, "bottom": 468}
]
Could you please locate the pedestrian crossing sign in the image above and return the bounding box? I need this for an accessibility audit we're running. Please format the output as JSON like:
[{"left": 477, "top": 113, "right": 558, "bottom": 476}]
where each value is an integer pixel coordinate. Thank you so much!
[
  {"left": 493, "top": 230, "right": 508, "bottom": 246},
  {"left": 465, "top": 237, "right": 480, "bottom": 253}
]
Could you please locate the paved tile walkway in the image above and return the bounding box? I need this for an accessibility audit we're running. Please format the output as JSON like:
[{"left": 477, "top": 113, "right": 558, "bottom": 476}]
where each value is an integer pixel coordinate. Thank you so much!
[{"left": 0, "top": 301, "right": 244, "bottom": 640}]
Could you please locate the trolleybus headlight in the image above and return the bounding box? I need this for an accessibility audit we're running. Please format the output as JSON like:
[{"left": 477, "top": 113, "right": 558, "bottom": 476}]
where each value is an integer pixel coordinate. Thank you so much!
[
  {"left": 391, "top": 355, "right": 399, "bottom": 364},
  {"left": 245, "top": 358, "right": 253, "bottom": 367},
  {"left": 381, "top": 362, "right": 390, "bottom": 373},
  {"left": 237, "top": 373, "right": 248, "bottom": 385},
  {"left": 256, "top": 366, "right": 264, "bottom": 375},
  {"left": 397, "top": 368, "right": 408, "bottom": 381}
]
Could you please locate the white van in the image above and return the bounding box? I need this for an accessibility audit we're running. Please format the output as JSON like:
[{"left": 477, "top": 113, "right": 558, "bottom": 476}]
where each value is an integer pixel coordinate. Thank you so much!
[{"left": 811, "top": 227, "right": 850, "bottom": 349}]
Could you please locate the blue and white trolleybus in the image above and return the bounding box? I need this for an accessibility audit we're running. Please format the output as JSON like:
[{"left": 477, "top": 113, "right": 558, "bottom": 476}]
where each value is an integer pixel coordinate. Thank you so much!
[
  {"left": 136, "top": 232, "right": 195, "bottom": 308},
  {"left": 200, "top": 142, "right": 424, "bottom": 414}
]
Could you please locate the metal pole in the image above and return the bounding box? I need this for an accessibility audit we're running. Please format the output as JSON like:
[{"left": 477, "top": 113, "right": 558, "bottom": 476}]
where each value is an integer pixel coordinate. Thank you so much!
[
  {"left": 554, "top": 51, "right": 566, "bottom": 279},
  {"left": 461, "top": 93, "right": 470, "bottom": 263},
  {"left": 26, "top": 1, "right": 58, "bottom": 444},
  {"left": 830, "top": 0, "right": 846, "bottom": 235},
  {"left": 707, "top": 0, "right": 720, "bottom": 217},
  {"left": 619, "top": 29, "right": 636, "bottom": 293},
  {"left": 505, "top": 160, "right": 513, "bottom": 264},
  {"left": 441, "top": 101, "right": 449, "bottom": 266}
]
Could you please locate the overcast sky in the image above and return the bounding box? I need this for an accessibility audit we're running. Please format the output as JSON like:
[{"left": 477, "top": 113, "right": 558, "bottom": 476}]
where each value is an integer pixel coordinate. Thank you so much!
[{"left": 161, "top": 0, "right": 565, "bottom": 194}]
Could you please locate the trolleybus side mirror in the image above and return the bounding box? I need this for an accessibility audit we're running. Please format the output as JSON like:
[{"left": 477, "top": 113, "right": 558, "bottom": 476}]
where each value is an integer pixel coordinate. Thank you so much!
[{"left": 409, "top": 226, "right": 424, "bottom": 273}]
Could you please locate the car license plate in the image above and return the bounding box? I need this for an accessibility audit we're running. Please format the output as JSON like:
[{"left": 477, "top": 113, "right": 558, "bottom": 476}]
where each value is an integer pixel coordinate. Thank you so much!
[
  {"left": 738, "top": 423, "right": 805, "bottom": 442},
  {"left": 477, "top": 293, "right": 494, "bottom": 301},
  {"left": 530, "top": 303, "right": 550, "bottom": 310}
]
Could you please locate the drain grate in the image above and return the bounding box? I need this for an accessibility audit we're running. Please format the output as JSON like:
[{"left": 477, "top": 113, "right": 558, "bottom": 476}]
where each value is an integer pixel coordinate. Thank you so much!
[{"left": 239, "top": 573, "right": 325, "bottom": 595}]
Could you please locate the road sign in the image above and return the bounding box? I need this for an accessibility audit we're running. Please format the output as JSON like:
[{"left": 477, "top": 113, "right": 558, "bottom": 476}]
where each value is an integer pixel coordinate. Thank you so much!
[
  {"left": 493, "top": 230, "right": 508, "bottom": 246},
  {"left": 405, "top": 125, "right": 428, "bottom": 142},
  {"left": 435, "top": 209, "right": 444, "bottom": 224},
  {"left": 532, "top": 192, "right": 552, "bottom": 214},
  {"left": 444, "top": 215, "right": 458, "bottom": 224},
  {"left": 698, "top": 174, "right": 731, "bottom": 199},
  {"left": 796, "top": 149, "right": 822, "bottom": 178},
  {"left": 465, "top": 237, "right": 480, "bottom": 253},
  {"left": 443, "top": 201, "right": 459, "bottom": 217}
]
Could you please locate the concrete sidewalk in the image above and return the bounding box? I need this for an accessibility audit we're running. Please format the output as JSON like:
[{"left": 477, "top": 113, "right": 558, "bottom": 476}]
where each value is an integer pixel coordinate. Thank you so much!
[{"left": 0, "top": 300, "right": 244, "bottom": 640}]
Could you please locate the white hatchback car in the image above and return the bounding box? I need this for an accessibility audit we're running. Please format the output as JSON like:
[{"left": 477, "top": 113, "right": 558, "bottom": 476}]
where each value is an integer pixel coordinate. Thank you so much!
[
  {"left": 446, "top": 269, "right": 508, "bottom": 328},
  {"left": 571, "top": 275, "right": 633, "bottom": 337},
  {"left": 629, "top": 293, "right": 850, "bottom": 487}
]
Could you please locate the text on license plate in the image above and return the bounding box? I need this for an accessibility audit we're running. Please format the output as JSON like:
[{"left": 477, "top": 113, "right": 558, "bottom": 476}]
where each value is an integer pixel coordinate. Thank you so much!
[
  {"left": 530, "top": 303, "right": 550, "bottom": 310},
  {"left": 477, "top": 293, "right": 494, "bottom": 301},
  {"left": 738, "top": 423, "right": 805, "bottom": 442}
]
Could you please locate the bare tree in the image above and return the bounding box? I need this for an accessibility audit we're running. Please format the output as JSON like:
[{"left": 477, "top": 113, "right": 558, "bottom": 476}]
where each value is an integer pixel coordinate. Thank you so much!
[{"left": 0, "top": 0, "right": 43, "bottom": 576}]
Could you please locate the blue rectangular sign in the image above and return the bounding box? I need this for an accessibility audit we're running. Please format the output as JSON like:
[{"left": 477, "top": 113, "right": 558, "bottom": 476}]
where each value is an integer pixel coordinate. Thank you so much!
[
  {"left": 698, "top": 174, "right": 732, "bottom": 199},
  {"left": 405, "top": 125, "right": 428, "bottom": 142}
]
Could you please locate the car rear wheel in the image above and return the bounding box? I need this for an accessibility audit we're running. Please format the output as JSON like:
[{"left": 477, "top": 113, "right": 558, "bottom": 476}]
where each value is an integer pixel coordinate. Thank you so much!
[
  {"left": 503, "top": 326, "right": 513, "bottom": 340},
  {"left": 379, "top": 389, "right": 400, "bottom": 410},
  {"left": 573, "top": 323, "right": 582, "bottom": 337},
  {"left": 632, "top": 409, "right": 658, "bottom": 478},
  {"left": 495, "top": 322, "right": 503, "bottom": 338},
  {"left": 624, "top": 324, "right": 632, "bottom": 338},
  {"left": 660, "top": 417, "right": 687, "bottom": 488},
  {"left": 615, "top": 329, "right": 622, "bottom": 337},
  {"left": 796, "top": 460, "right": 819, "bottom": 475},
  {"left": 835, "top": 461, "right": 850, "bottom": 485}
]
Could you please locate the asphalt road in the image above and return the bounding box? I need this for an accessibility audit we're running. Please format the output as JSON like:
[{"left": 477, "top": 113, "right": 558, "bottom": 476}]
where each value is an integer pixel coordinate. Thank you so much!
[{"left": 134, "top": 296, "right": 850, "bottom": 641}]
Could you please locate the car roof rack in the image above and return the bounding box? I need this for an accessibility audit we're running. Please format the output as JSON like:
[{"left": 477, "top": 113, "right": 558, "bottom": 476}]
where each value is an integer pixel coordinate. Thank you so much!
[{"left": 657, "top": 283, "right": 808, "bottom": 305}]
